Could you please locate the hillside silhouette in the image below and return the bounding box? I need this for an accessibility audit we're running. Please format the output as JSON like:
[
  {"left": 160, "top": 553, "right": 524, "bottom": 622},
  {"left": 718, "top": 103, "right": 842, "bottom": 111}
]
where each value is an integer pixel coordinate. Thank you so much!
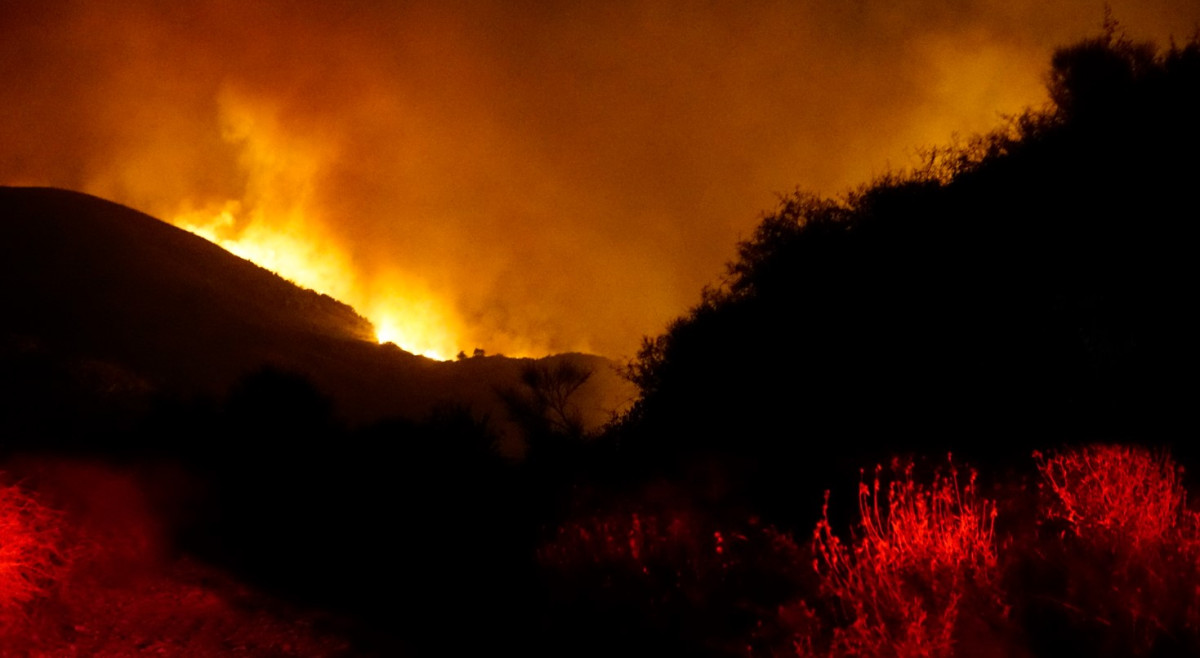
[
  {"left": 618, "top": 31, "right": 1200, "bottom": 521},
  {"left": 0, "top": 185, "right": 629, "bottom": 449}
]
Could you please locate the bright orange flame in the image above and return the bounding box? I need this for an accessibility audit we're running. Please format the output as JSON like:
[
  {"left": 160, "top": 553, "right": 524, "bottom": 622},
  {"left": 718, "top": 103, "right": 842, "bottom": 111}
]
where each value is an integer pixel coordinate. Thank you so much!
[
  {"left": 173, "top": 204, "right": 457, "bottom": 360},
  {"left": 166, "top": 89, "right": 460, "bottom": 361}
]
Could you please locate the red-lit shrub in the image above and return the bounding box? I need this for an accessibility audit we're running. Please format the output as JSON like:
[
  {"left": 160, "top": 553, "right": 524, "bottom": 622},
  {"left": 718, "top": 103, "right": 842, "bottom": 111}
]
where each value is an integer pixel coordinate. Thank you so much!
[
  {"left": 0, "top": 459, "right": 357, "bottom": 656},
  {"left": 0, "top": 478, "right": 68, "bottom": 627},
  {"left": 1030, "top": 444, "right": 1200, "bottom": 655},
  {"left": 1035, "top": 444, "right": 1185, "bottom": 550},
  {"left": 798, "top": 458, "right": 1004, "bottom": 658}
]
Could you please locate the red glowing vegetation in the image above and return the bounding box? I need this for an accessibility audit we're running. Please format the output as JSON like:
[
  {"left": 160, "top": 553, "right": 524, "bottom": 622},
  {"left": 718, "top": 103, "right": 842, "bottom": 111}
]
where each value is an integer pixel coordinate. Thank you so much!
[
  {"left": 800, "top": 457, "right": 1003, "bottom": 657},
  {"left": 0, "top": 479, "right": 68, "bottom": 627},
  {"left": 527, "top": 447, "right": 1200, "bottom": 655},
  {"left": 1032, "top": 445, "right": 1200, "bottom": 654},
  {"left": 0, "top": 461, "right": 355, "bottom": 656},
  {"left": 8, "top": 445, "right": 1200, "bottom": 655},
  {"left": 1035, "top": 444, "right": 1187, "bottom": 550}
]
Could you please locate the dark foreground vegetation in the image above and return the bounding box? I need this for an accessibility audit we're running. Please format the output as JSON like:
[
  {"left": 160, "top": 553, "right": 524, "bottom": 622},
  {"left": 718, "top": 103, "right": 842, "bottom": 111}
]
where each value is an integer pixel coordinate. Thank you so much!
[
  {"left": 621, "top": 27, "right": 1200, "bottom": 515},
  {"left": 1, "top": 28, "right": 1198, "bottom": 657}
]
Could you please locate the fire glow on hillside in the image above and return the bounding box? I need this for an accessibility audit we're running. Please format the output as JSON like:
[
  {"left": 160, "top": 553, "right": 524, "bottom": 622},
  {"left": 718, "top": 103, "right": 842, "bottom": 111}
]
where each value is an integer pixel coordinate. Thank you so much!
[
  {"left": 175, "top": 205, "right": 456, "bottom": 361},
  {"left": 161, "top": 87, "right": 460, "bottom": 360},
  {"left": 2, "top": 1, "right": 1198, "bottom": 359}
]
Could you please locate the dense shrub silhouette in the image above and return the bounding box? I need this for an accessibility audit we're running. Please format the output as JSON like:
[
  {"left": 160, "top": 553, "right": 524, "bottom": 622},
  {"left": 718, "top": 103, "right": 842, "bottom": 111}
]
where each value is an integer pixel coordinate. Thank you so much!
[{"left": 619, "top": 32, "right": 1200, "bottom": 525}]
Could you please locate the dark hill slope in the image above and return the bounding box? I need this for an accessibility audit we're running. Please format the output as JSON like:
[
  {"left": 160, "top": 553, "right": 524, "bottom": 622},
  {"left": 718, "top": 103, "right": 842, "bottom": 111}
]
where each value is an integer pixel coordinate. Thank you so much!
[
  {"left": 1, "top": 186, "right": 375, "bottom": 390},
  {"left": 621, "top": 36, "right": 1200, "bottom": 506},
  {"left": 0, "top": 186, "right": 629, "bottom": 445}
]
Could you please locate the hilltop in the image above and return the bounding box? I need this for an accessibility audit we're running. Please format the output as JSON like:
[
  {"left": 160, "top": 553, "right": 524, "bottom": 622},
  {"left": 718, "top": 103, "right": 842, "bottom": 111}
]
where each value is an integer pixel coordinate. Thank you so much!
[{"left": 0, "top": 186, "right": 631, "bottom": 453}]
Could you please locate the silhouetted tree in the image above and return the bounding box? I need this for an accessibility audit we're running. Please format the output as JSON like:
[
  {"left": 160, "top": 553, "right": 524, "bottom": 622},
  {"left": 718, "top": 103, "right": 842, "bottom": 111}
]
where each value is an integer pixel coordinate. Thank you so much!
[
  {"left": 500, "top": 360, "right": 593, "bottom": 444},
  {"left": 1047, "top": 16, "right": 1158, "bottom": 122}
]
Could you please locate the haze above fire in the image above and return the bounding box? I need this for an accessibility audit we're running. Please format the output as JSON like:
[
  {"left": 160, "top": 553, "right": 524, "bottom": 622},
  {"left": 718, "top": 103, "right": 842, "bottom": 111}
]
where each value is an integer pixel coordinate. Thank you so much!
[{"left": 2, "top": 1, "right": 1196, "bottom": 359}]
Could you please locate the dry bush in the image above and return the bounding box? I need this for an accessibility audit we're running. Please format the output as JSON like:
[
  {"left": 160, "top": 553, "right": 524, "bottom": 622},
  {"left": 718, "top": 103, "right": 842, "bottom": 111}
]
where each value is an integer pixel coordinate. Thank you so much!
[
  {"left": 0, "top": 478, "right": 69, "bottom": 627},
  {"left": 1035, "top": 444, "right": 1185, "bottom": 551},
  {"left": 800, "top": 457, "right": 1004, "bottom": 658},
  {"left": 1031, "top": 444, "right": 1200, "bottom": 654}
]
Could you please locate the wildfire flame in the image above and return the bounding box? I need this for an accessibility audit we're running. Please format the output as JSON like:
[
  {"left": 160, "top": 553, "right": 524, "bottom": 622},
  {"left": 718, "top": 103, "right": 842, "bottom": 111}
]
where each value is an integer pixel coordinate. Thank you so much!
[
  {"left": 167, "top": 89, "right": 459, "bottom": 360},
  {"left": 173, "top": 203, "right": 457, "bottom": 360}
]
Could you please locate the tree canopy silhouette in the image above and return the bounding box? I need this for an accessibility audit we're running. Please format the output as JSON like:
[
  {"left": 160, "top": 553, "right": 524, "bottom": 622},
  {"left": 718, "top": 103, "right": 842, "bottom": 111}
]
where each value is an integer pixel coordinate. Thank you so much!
[{"left": 618, "top": 32, "right": 1200, "bottom": 516}]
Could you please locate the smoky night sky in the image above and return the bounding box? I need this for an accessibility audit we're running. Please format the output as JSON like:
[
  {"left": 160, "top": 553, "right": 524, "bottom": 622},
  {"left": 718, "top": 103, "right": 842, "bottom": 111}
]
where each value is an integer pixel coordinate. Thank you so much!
[{"left": 2, "top": 1, "right": 1197, "bottom": 360}]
